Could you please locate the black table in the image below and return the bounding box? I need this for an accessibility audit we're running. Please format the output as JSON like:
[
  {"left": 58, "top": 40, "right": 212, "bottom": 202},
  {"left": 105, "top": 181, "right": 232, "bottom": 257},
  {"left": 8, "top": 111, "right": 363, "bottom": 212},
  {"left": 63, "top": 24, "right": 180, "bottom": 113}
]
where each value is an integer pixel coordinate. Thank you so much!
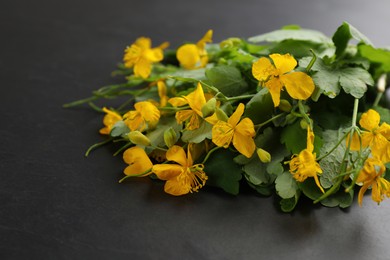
[{"left": 2, "top": 0, "right": 390, "bottom": 259}]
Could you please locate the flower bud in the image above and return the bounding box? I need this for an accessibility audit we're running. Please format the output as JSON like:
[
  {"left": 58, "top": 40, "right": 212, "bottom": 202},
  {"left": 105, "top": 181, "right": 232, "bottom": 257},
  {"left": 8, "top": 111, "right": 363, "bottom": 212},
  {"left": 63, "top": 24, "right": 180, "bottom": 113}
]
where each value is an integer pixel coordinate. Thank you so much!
[
  {"left": 220, "top": 37, "right": 242, "bottom": 49},
  {"left": 257, "top": 148, "right": 271, "bottom": 163},
  {"left": 377, "top": 74, "right": 387, "bottom": 93},
  {"left": 128, "top": 131, "right": 151, "bottom": 146},
  {"left": 201, "top": 98, "right": 217, "bottom": 118},
  {"left": 164, "top": 127, "right": 177, "bottom": 148},
  {"left": 215, "top": 107, "right": 229, "bottom": 122},
  {"left": 300, "top": 119, "right": 308, "bottom": 129},
  {"left": 278, "top": 99, "right": 292, "bottom": 112}
]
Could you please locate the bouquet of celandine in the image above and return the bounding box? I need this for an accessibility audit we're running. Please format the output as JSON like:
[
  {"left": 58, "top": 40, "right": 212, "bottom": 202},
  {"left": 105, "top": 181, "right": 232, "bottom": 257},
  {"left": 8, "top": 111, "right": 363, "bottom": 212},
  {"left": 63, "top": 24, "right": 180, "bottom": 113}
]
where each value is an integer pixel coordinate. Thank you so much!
[{"left": 65, "top": 22, "right": 390, "bottom": 212}]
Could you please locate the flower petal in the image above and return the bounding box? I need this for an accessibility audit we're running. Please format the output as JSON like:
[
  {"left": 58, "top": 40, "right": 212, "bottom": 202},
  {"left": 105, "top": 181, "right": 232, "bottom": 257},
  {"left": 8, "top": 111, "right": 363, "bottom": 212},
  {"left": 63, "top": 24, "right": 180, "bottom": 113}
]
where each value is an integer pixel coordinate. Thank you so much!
[
  {"left": 175, "top": 109, "right": 194, "bottom": 124},
  {"left": 185, "top": 83, "right": 206, "bottom": 115},
  {"left": 177, "top": 44, "right": 200, "bottom": 69},
  {"left": 166, "top": 145, "right": 188, "bottom": 167},
  {"left": 265, "top": 77, "right": 283, "bottom": 107},
  {"left": 360, "top": 109, "right": 380, "bottom": 131},
  {"left": 281, "top": 72, "right": 314, "bottom": 100},
  {"left": 252, "top": 57, "right": 276, "bottom": 81},
  {"left": 228, "top": 103, "right": 245, "bottom": 127},
  {"left": 306, "top": 127, "right": 315, "bottom": 153},
  {"left": 164, "top": 178, "right": 191, "bottom": 196},
  {"left": 232, "top": 131, "right": 256, "bottom": 158},
  {"left": 136, "top": 101, "right": 160, "bottom": 125},
  {"left": 123, "top": 147, "right": 153, "bottom": 176},
  {"left": 270, "top": 53, "right": 297, "bottom": 74},
  {"left": 168, "top": 97, "right": 188, "bottom": 107},
  {"left": 133, "top": 58, "right": 152, "bottom": 79},
  {"left": 212, "top": 121, "right": 234, "bottom": 148},
  {"left": 378, "top": 122, "right": 390, "bottom": 140},
  {"left": 197, "top": 29, "right": 213, "bottom": 49},
  {"left": 152, "top": 164, "right": 183, "bottom": 180},
  {"left": 134, "top": 37, "right": 151, "bottom": 49}
]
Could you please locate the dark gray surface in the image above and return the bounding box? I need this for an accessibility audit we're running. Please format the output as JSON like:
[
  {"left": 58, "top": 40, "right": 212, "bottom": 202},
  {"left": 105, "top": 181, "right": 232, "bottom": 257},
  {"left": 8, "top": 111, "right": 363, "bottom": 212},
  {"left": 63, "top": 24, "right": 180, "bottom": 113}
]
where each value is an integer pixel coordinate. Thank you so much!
[{"left": 1, "top": 0, "right": 390, "bottom": 259}]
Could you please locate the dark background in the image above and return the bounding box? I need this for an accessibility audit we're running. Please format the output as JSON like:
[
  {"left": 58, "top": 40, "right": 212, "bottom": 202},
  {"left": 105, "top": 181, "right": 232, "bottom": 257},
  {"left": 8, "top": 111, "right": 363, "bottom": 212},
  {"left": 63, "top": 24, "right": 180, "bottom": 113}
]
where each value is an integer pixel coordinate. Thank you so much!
[{"left": 1, "top": 0, "right": 390, "bottom": 259}]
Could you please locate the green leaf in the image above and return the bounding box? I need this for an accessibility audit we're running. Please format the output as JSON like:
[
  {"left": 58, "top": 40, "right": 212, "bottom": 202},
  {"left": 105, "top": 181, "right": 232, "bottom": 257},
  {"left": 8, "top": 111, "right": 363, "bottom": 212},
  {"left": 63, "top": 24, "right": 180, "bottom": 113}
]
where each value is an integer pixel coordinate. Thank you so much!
[
  {"left": 265, "top": 40, "right": 332, "bottom": 58},
  {"left": 247, "top": 183, "right": 274, "bottom": 196},
  {"left": 373, "top": 106, "right": 390, "bottom": 123},
  {"left": 181, "top": 120, "right": 213, "bottom": 143},
  {"left": 146, "top": 117, "right": 181, "bottom": 147},
  {"left": 280, "top": 194, "right": 300, "bottom": 212},
  {"left": 358, "top": 44, "right": 390, "bottom": 73},
  {"left": 204, "top": 149, "right": 243, "bottom": 195},
  {"left": 280, "top": 121, "right": 306, "bottom": 154},
  {"left": 244, "top": 88, "right": 274, "bottom": 124},
  {"left": 319, "top": 129, "right": 346, "bottom": 189},
  {"left": 110, "top": 121, "right": 130, "bottom": 137},
  {"left": 205, "top": 65, "right": 249, "bottom": 96},
  {"left": 299, "top": 57, "right": 373, "bottom": 99},
  {"left": 248, "top": 28, "right": 331, "bottom": 44},
  {"left": 332, "top": 22, "right": 372, "bottom": 58},
  {"left": 338, "top": 67, "right": 373, "bottom": 98},
  {"left": 320, "top": 187, "right": 354, "bottom": 208},
  {"left": 300, "top": 178, "right": 323, "bottom": 201},
  {"left": 275, "top": 172, "right": 299, "bottom": 199},
  {"left": 243, "top": 158, "right": 275, "bottom": 186}
]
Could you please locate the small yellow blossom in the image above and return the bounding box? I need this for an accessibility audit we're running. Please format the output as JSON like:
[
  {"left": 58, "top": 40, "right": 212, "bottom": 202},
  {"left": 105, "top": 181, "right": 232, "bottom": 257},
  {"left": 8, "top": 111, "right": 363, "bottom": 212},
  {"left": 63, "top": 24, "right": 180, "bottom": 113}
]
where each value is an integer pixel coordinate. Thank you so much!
[
  {"left": 168, "top": 83, "right": 218, "bottom": 130},
  {"left": 176, "top": 30, "right": 213, "bottom": 69},
  {"left": 357, "top": 157, "right": 390, "bottom": 206},
  {"left": 152, "top": 144, "right": 208, "bottom": 196},
  {"left": 99, "top": 107, "right": 123, "bottom": 135},
  {"left": 289, "top": 127, "right": 324, "bottom": 193},
  {"left": 123, "top": 146, "right": 153, "bottom": 176},
  {"left": 212, "top": 103, "right": 256, "bottom": 158},
  {"left": 123, "top": 37, "right": 169, "bottom": 79},
  {"left": 252, "top": 53, "right": 315, "bottom": 107},
  {"left": 157, "top": 80, "right": 169, "bottom": 107},
  {"left": 350, "top": 109, "right": 390, "bottom": 162},
  {"left": 123, "top": 101, "right": 160, "bottom": 131}
]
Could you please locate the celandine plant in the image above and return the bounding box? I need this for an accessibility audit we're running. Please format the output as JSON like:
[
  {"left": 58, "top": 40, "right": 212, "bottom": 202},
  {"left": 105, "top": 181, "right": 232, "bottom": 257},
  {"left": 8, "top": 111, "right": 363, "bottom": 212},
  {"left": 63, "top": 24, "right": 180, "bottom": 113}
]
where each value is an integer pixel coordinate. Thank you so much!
[{"left": 65, "top": 22, "right": 390, "bottom": 212}]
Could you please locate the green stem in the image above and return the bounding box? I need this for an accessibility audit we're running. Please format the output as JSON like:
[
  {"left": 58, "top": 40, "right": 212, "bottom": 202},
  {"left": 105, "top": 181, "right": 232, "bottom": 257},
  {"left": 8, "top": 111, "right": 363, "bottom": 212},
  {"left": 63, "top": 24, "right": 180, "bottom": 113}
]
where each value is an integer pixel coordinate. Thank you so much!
[
  {"left": 314, "top": 98, "right": 360, "bottom": 203},
  {"left": 88, "top": 102, "right": 104, "bottom": 112},
  {"left": 305, "top": 49, "right": 317, "bottom": 72},
  {"left": 317, "top": 131, "right": 350, "bottom": 161},
  {"left": 224, "top": 94, "right": 256, "bottom": 102},
  {"left": 85, "top": 138, "right": 113, "bottom": 157},
  {"left": 159, "top": 106, "right": 190, "bottom": 111},
  {"left": 373, "top": 92, "right": 383, "bottom": 107},
  {"left": 202, "top": 146, "right": 222, "bottom": 164},
  {"left": 63, "top": 96, "right": 98, "bottom": 108},
  {"left": 119, "top": 169, "right": 152, "bottom": 183},
  {"left": 255, "top": 113, "right": 286, "bottom": 129},
  {"left": 298, "top": 100, "right": 312, "bottom": 129},
  {"left": 113, "top": 142, "right": 132, "bottom": 156}
]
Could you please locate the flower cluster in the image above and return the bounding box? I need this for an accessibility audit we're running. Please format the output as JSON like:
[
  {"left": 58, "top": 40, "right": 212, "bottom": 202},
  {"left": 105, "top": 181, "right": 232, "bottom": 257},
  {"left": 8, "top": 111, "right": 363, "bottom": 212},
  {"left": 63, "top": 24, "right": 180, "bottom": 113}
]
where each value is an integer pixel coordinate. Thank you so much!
[{"left": 67, "top": 23, "right": 390, "bottom": 212}]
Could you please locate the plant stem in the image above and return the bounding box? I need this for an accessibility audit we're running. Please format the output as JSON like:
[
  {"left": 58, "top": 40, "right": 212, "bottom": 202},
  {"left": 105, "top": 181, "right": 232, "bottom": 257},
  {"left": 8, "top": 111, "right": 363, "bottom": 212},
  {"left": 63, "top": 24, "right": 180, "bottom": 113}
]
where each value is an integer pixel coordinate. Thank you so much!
[
  {"left": 202, "top": 146, "right": 222, "bottom": 164},
  {"left": 85, "top": 138, "right": 113, "bottom": 157}
]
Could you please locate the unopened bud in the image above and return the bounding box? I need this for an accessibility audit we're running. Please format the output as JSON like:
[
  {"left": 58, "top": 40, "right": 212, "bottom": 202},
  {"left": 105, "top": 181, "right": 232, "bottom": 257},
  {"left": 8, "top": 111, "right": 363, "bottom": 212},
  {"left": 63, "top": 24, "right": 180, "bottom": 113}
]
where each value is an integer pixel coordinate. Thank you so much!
[
  {"left": 201, "top": 98, "right": 217, "bottom": 118},
  {"left": 257, "top": 148, "right": 271, "bottom": 163},
  {"left": 220, "top": 37, "right": 242, "bottom": 49},
  {"left": 163, "top": 127, "right": 177, "bottom": 148},
  {"left": 377, "top": 74, "right": 387, "bottom": 93},
  {"left": 128, "top": 131, "right": 151, "bottom": 146},
  {"left": 215, "top": 107, "right": 229, "bottom": 122},
  {"left": 278, "top": 99, "right": 292, "bottom": 112},
  {"left": 300, "top": 119, "right": 311, "bottom": 129}
]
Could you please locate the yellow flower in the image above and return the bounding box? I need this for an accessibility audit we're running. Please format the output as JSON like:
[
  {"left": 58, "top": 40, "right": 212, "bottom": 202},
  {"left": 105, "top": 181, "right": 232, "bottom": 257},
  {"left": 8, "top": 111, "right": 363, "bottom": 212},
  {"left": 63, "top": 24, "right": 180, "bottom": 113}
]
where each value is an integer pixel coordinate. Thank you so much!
[
  {"left": 123, "top": 146, "right": 153, "bottom": 176},
  {"left": 289, "top": 127, "right": 324, "bottom": 193},
  {"left": 357, "top": 157, "right": 390, "bottom": 206},
  {"left": 99, "top": 107, "right": 123, "bottom": 135},
  {"left": 350, "top": 109, "right": 390, "bottom": 162},
  {"left": 252, "top": 53, "right": 315, "bottom": 107},
  {"left": 123, "top": 37, "right": 169, "bottom": 79},
  {"left": 157, "top": 80, "right": 169, "bottom": 107},
  {"left": 168, "top": 83, "right": 218, "bottom": 130},
  {"left": 152, "top": 144, "right": 208, "bottom": 196},
  {"left": 176, "top": 30, "right": 213, "bottom": 69},
  {"left": 211, "top": 103, "right": 256, "bottom": 158},
  {"left": 123, "top": 101, "right": 160, "bottom": 131}
]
